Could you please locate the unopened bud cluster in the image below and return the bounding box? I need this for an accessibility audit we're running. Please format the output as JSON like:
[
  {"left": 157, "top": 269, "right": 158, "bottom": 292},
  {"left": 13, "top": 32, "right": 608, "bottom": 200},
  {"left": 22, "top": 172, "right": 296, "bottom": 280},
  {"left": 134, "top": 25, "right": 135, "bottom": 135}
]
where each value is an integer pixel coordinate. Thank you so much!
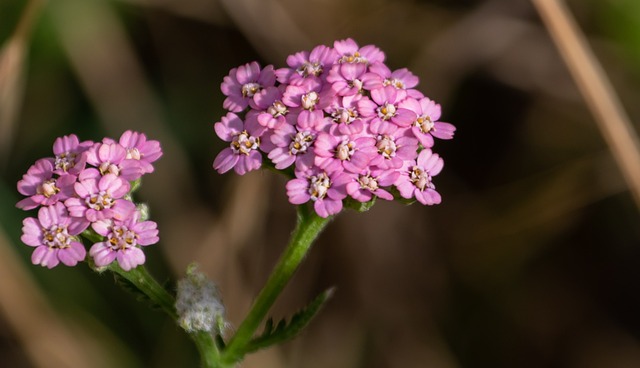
[{"left": 176, "top": 265, "right": 226, "bottom": 334}]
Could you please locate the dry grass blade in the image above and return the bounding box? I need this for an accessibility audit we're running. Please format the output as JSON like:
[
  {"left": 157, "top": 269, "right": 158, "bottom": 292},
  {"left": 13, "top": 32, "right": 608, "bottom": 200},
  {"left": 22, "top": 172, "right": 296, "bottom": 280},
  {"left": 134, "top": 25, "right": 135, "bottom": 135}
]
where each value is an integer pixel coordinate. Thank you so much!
[
  {"left": 0, "top": 226, "right": 124, "bottom": 368},
  {"left": 217, "top": 0, "right": 311, "bottom": 61},
  {"left": 0, "top": 39, "right": 24, "bottom": 162},
  {"left": 0, "top": 0, "right": 44, "bottom": 167},
  {"left": 532, "top": 0, "right": 640, "bottom": 209}
]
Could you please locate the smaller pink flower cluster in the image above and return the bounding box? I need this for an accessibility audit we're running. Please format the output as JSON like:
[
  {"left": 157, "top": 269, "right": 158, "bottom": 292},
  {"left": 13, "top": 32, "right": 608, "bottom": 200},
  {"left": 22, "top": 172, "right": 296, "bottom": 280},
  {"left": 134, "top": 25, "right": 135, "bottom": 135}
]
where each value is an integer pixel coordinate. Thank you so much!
[
  {"left": 16, "top": 131, "right": 162, "bottom": 270},
  {"left": 213, "top": 39, "right": 455, "bottom": 217}
]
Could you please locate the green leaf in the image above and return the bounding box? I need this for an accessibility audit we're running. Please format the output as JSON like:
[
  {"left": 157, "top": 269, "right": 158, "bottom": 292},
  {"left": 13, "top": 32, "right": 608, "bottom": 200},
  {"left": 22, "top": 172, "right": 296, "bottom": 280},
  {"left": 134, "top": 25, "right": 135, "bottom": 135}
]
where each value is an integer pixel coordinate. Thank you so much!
[
  {"left": 384, "top": 185, "right": 416, "bottom": 206},
  {"left": 344, "top": 197, "right": 376, "bottom": 212},
  {"left": 111, "top": 267, "right": 164, "bottom": 312},
  {"left": 81, "top": 227, "right": 104, "bottom": 244},
  {"left": 244, "top": 287, "right": 335, "bottom": 353}
]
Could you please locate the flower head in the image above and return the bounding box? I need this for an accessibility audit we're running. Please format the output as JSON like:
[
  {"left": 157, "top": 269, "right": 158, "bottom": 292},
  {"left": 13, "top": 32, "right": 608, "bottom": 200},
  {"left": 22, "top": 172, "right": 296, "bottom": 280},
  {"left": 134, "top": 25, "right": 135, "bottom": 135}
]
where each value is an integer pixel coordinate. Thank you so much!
[
  {"left": 65, "top": 173, "right": 135, "bottom": 222},
  {"left": 16, "top": 159, "right": 77, "bottom": 210},
  {"left": 52, "top": 134, "right": 93, "bottom": 175},
  {"left": 334, "top": 38, "right": 385, "bottom": 65},
  {"left": 21, "top": 203, "right": 88, "bottom": 268},
  {"left": 213, "top": 39, "right": 456, "bottom": 216},
  {"left": 345, "top": 168, "right": 399, "bottom": 202},
  {"left": 85, "top": 142, "right": 144, "bottom": 181},
  {"left": 213, "top": 112, "right": 265, "bottom": 175},
  {"left": 89, "top": 211, "right": 159, "bottom": 271},
  {"left": 111, "top": 130, "right": 163, "bottom": 174},
  {"left": 276, "top": 44, "right": 337, "bottom": 84},
  {"left": 221, "top": 62, "right": 276, "bottom": 112},
  {"left": 400, "top": 97, "right": 456, "bottom": 147},
  {"left": 17, "top": 131, "right": 163, "bottom": 270},
  {"left": 286, "top": 168, "right": 349, "bottom": 218},
  {"left": 395, "top": 149, "right": 444, "bottom": 205}
]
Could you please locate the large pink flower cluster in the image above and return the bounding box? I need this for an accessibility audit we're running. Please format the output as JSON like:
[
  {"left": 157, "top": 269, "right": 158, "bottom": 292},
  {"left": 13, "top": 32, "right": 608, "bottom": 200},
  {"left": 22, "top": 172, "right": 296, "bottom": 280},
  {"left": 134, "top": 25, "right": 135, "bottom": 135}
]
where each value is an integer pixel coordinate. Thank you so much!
[
  {"left": 16, "top": 131, "right": 162, "bottom": 270},
  {"left": 213, "top": 38, "right": 456, "bottom": 218}
]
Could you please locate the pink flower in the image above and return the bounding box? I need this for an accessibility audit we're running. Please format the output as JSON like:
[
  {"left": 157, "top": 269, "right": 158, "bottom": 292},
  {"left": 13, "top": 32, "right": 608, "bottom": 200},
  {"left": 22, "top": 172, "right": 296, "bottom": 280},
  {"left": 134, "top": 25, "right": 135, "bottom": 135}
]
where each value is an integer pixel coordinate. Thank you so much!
[
  {"left": 221, "top": 62, "right": 276, "bottom": 112},
  {"left": 326, "top": 62, "right": 368, "bottom": 96},
  {"left": 90, "top": 211, "right": 159, "bottom": 271},
  {"left": 85, "top": 142, "right": 144, "bottom": 181},
  {"left": 334, "top": 38, "right": 385, "bottom": 65},
  {"left": 113, "top": 130, "right": 163, "bottom": 174},
  {"left": 16, "top": 159, "right": 77, "bottom": 210},
  {"left": 321, "top": 94, "right": 366, "bottom": 136},
  {"left": 345, "top": 168, "right": 400, "bottom": 202},
  {"left": 286, "top": 169, "right": 349, "bottom": 218},
  {"left": 399, "top": 97, "right": 456, "bottom": 148},
  {"left": 267, "top": 123, "right": 316, "bottom": 170},
  {"left": 368, "top": 122, "right": 419, "bottom": 170},
  {"left": 213, "top": 112, "right": 265, "bottom": 175},
  {"left": 21, "top": 203, "right": 88, "bottom": 268},
  {"left": 362, "top": 62, "right": 422, "bottom": 98},
  {"left": 65, "top": 173, "right": 136, "bottom": 222},
  {"left": 52, "top": 134, "right": 93, "bottom": 175},
  {"left": 282, "top": 79, "right": 334, "bottom": 126},
  {"left": 395, "top": 149, "right": 444, "bottom": 205},
  {"left": 248, "top": 86, "right": 292, "bottom": 129},
  {"left": 313, "top": 132, "right": 378, "bottom": 174},
  {"left": 358, "top": 85, "right": 416, "bottom": 129},
  {"left": 276, "top": 44, "right": 338, "bottom": 84}
]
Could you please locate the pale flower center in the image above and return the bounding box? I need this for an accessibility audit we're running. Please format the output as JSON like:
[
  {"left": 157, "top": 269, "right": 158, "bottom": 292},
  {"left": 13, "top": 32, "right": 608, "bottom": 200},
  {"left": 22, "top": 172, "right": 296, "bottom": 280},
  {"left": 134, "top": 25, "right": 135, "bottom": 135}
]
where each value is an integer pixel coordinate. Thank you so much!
[
  {"left": 267, "top": 101, "right": 288, "bottom": 117},
  {"left": 410, "top": 167, "right": 434, "bottom": 191},
  {"left": 43, "top": 225, "right": 72, "bottom": 249},
  {"left": 126, "top": 147, "right": 142, "bottom": 160},
  {"left": 308, "top": 172, "right": 331, "bottom": 201},
  {"left": 416, "top": 115, "right": 434, "bottom": 134},
  {"left": 297, "top": 62, "right": 323, "bottom": 77},
  {"left": 377, "top": 103, "right": 397, "bottom": 121},
  {"left": 37, "top": 179, "right": 60, "bottom": 198},
  {"left": 376, "top": 135, "right": 397, "bottom": 159},
  {"left": 301, "top": 91, "right": 319, "bottom": 110},
  {"left": 335, "top": 140, "right": 355, "bottom": 161},
  {"left": 289, "top": 131, "right": 314, "bottom": 155},
  {"left": 358, "top": 174, "right": 379, "bottom": 192},
  {"left": 54, "top": 152, "right": 77, "bottom": 172},
  {"left": 241, "top": 82, "right": 261, "bottom": 98},
  {"left": 332, "top": 107, "right": 358, "bottom": 125},
  {"left": 383, "top": 78, "right": 405, "bottom": 89},
  {"left": 86, "top": 191, "right": 115, "bottom": 211},
  {"left": 99, "top": 162, "right": 120, "bottom": 176},
  {"left": 339, "top": 51, "right": 365, "bottom": 64},
  {"left": 231, "top": 130, "right": 260, "bottom": 155},
  {"left": 348, "top": 79, "right": 364, "bottom": 92},
  {"left": 107, "top": 225, "right": 138, "bottom": 250}
]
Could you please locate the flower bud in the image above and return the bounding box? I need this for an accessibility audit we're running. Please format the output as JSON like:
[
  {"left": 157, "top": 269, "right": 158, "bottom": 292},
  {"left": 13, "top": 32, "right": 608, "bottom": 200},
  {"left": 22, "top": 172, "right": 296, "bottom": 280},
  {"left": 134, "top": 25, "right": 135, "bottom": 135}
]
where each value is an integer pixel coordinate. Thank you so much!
[{"left": 175, "top": 264, "right": 226, "bottom": 334}]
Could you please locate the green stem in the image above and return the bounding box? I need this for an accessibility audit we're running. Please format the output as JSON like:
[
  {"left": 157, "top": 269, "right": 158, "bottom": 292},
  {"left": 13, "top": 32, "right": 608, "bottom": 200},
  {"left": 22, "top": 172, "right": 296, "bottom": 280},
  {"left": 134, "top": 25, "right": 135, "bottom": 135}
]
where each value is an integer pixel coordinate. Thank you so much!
[
  {"left": 192, "top": 330, "right": 222, "bottom": 368},
  {"left": 109, "top": 264, "right": 178, "bottom": 319},
  {"left": 220, "top": 205, "right": 332, "bottom": 365}
]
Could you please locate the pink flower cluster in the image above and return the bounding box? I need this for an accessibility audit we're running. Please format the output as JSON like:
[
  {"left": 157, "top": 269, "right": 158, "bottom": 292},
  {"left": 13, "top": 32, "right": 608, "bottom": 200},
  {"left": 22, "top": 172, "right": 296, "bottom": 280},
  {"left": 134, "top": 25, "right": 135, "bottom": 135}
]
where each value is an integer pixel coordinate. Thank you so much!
[
  {"left": 213, "top": 39, "right": 455, "bottom": 218},
  {"left": 16, "top": 131, "right": 162, "bottom": 270}
]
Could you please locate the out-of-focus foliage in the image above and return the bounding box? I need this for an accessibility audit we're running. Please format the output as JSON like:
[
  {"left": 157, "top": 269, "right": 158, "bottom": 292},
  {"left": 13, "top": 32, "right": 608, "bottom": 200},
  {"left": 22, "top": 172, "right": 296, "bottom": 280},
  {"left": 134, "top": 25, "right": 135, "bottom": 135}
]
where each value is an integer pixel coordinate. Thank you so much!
[{"left": 597, "top": 0, "right": 640, "bottom": 65}]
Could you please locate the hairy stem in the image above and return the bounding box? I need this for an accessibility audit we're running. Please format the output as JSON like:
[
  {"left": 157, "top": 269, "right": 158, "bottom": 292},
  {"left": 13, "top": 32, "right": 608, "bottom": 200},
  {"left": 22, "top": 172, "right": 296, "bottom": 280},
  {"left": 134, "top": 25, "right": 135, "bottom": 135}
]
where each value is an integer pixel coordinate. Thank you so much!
[
  {"left": 220, "top": 205, "right": 332, "bottom": 365},
  {"left": 109, "top": 264, "right": 221, "bottom": 367}
]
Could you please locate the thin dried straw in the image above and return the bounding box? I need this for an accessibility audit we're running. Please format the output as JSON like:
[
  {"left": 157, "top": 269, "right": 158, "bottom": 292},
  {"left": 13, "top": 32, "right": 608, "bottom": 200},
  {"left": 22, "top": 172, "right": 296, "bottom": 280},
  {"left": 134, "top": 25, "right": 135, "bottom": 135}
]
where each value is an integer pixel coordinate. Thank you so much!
[
  {"left": 0, "top": 226, "right": 118, "bottom": 368},
  {"left": 0, "top": 0, "right": 44, "bottom": 166},
  {"left": 532, "top": 0, "right": 640, "bottom": 209}
]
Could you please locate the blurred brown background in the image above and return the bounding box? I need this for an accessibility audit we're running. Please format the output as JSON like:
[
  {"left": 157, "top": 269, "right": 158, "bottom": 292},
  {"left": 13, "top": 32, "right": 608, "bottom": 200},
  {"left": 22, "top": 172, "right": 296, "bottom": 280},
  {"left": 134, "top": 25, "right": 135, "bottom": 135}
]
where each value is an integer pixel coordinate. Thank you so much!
[{"left": 2, "top": 0, "right": 640, "bottom": 367}]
